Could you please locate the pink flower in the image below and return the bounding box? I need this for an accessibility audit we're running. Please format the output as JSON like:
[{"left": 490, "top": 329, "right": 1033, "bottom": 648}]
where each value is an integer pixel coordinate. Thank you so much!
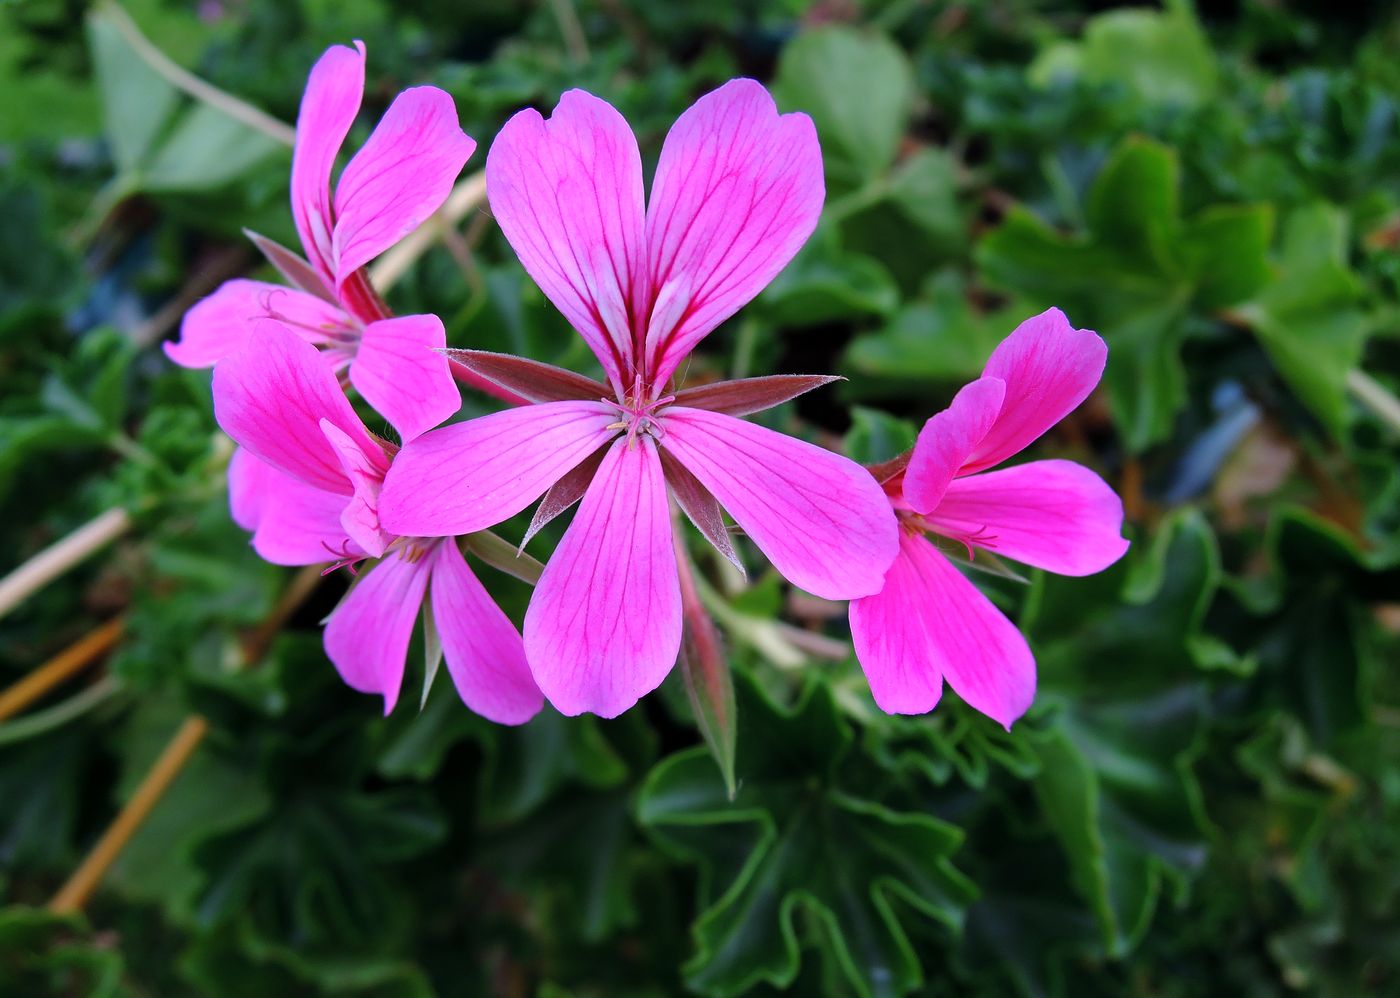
[
  {"left": 215, "top": 321, "right": 542, "bottom": 723},
  {"left": 166, "top": 41, "right": 476, "bottom": 442},
  {"left": 849, "top": 309, "right": 1130, "bottom": 728},
  {"left": 377, "top": 80, "right": 900, "bottom": 718}
]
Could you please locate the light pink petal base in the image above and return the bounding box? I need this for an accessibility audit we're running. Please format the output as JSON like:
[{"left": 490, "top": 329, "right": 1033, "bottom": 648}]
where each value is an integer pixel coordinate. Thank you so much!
[
  {"left": 350, "top": 314, "right": 461, "bottom": 442},
  {"left": 930, "top": 459, "right": 1129, "bottom": 576},
  {"left": 323, "top": 550, "right": 431, "bottom": 714},
  {"left": 378, "top": 400, "right": 617, "bottom": 537},
  {"left": 659, "top": 407, "right": 897, "bottom": 599},
  {"left": 524, "top": 438, "right": 680, "bottom": 718},
  {"left": 430, "top": 541, "right": 543, "bottom": 725}
]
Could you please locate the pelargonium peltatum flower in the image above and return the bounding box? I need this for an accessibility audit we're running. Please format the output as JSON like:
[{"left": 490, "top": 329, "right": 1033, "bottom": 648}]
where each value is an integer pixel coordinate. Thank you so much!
[
  {"left": 849, "top": 309, "right": 1130, "bottom": 728},
  {"left": 378, "top": 80, "right": 899, "bottom": 717},
  {"left": 213, "top": 320, "right": 542, "bottom": 723},
  {"left": 166, "top": 41, "right": 475, "bottom": 442}
]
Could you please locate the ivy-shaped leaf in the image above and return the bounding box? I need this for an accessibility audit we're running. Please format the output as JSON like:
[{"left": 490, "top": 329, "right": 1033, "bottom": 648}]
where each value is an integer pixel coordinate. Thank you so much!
[{"left": 637, "top": 674, "right": 975, "bottom": 997}]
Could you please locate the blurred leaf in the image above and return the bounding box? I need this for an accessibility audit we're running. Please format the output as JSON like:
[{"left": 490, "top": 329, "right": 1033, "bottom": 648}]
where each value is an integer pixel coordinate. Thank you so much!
[
  {"left": 774, "top": 26, "right": 913, "bottom": 183},
  {"left": 87, "top": 5, "right": 181, "bottom": 172},
  {"left": 1235, "top": 204, "right": 1371, "bottom": 435},
  {"left": 1030, "top": 2, "right": 1219, "bottom": 110}
]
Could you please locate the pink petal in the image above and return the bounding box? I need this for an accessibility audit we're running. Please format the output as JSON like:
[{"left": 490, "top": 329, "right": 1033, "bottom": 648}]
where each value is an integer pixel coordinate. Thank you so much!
[
  {"left": 430, "top": 540, "right": 543, "bottom": 725},
  {"left": 849, "top": 536, "right": 943, "bottom": 716},
  {"left": 902, "top": 377, "right": 1005, "bottom": 514},
  {"left": 378, "top": 400, "right": 618, "bottom": 537},
  {"left": 229, "top": 448, "right": 362, "bottom": 566},
  {"left": 320, "top": 419, "right": 392, "bottom": 558},
  {"left": 331, "top": 87, "right": 476, "bottom": 288},
  {"left": 291, "top": 41, "right": 365, "bottom": 284},
  {"left": 524, "top": 438, "right": 680, "bottom": 717},
  {"left": 323, "top": 550, "right": 431, "bottom": 714},
  {"left": 350, "top": 314, "right": 461, "bottom": 442},
  {"left": 659, "top": 407, "right": 897, "bottom": 600},
  {"left": 929, "top": 460, "right": 1129, "bottom": 576},
  {"left": 165, "top": 280, "right": 346, "bottom": 368},
  {"left": 212, "top": 320, "right": 385, "bottom": 495},
  {"left": 642, "top": 79, "right": 823, "bottom": 386},
  {"left": 852, "top": 532, "right": 1035, "bottom": 728},
  {"left": 963, "top": 308, "right": 1107, "bottom": 475},
  {"left": 486, "top": 90, "right": 646, "bottom": 390}
]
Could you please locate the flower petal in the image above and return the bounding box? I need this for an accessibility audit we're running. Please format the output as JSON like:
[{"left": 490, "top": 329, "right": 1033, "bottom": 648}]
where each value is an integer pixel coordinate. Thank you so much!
[
  {"left": 229, "top": 448, "right": 361, "bottom": 566},
  {"left": 486, "top": 90, "right": 645, "bottom": 390},
  {"left": 929, "top": 459, "right": 1129, "bottom": 576},
  {"left": 902, "top": 377, "right": 1005, "bottom": 514},
  {"left": 430, "top": 540, "right": 543, "bottom": 725},
  {"left": 212, "top": 320, "right": 385, "bottom": 494},
  {"left": 853, "top": 532, "right": 1034, "bottom": 727},
  {"left": 524, "top": 438, "right": 680, "bottom": 717},
  {"left": 291, "top": 41, "right": 365, "bottom": 284},
  {"left": 963, "top": 308, "right": 1107, "bottom": 475},
  {"left": 643, "top": 79, "right": 824, "bottom": 386},
  {"left": 165, "top": 280, "right": 346, "bottom": 368},
  {"left": 659, "top": 407, "right": 897, "bottom": 599},
  {"left": 323, "top": 551, "right": 431, "bottom": 714},
  {"left": 849, "top": 535, "right": 943, "bottom": 715},
  {"left": 331, "top": 86, "right": 476, "bottom": 288},
  {"left": 320, "top": 419, "right": 391, "bottom": 558},
  {"left": 378, "top": 400, "right": 617, "bottom": 537},
  {"left": 350, "top": 314, "right": 461, "bottom": 442}
]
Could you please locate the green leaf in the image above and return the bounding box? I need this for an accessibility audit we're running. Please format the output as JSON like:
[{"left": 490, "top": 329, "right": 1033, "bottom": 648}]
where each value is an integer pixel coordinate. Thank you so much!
[
  {"left": 1030, "top": 3, "right": 1218, "bottom": 110},
  {"left": 0, "top": 907, "right": 127, "bottom": 997},
  {"left": 142, "top": 103, "right": 284, "bottom": 192},
  {"left": 1235, "top": 204, "right": 1371, "bottom": 436},
  {"left": 844, "top": 406, "right": 917, "bottom": 465},
  {"left": 977, "top": 137, "right": 1274, "bottom": 450},
  {"left": 774, "top": 26, "right": 913, "bottom": 182},
  {"left": 87, "top": 5, "right": 181, "bottom": 172},
  {"left": 760, "top": 237, "right": 899, "bottom": 325},
  {"left": 843, "top": 272, "right": 1018, "bottom": 388},
  {"left": 637, "top": 675, "right": 974, "bottom": 997}
]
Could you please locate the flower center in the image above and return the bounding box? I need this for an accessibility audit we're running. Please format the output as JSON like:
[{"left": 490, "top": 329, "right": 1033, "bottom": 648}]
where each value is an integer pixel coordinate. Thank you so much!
[
  {"left": 603, "top": 378, "right": 673, "bottom": 445},
  {"left": 897, "top": 509, "right": 997, "bottom": 559}
]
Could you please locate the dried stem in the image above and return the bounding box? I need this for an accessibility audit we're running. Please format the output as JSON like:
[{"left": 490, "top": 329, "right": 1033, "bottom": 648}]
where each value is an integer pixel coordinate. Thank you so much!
[
  {"left": 48, "top": 715, "right": 211, "bottom": 914},
  {"left": 0, "top": 508, "right": 133, "bottom": 621},
  {"left": 0, "top": 617, "right": 126, "bottom": 723},
  {"left": 96, "top": 1, "right": 296, "bottom": 146},
  {"left": 46, "top": 566, "right": 324, "bottom": 915},
  {"left": 1348, "top": 369, "right": 1400, "bottom": 437}
]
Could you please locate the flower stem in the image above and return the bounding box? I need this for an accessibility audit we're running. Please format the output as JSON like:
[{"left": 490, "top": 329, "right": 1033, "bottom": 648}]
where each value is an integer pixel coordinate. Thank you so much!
[
  {"left": 1348, "top": 369, "right": 1400, "bottom": 436},
  {"left": 95, "top": 0, "right": 296, "bottom": 146},
  {"left": 0, "top": 508, "right": 132, "bottom": 621},
  {"left": 0, "top": 617, "right": 125, "bottom": 723},
  {"left": 48, "top": 715, "right": 210, "bottom": 914},
  {"left": 674, "top": 531, "right": 738, "bottom": 799},
  {"left": 45, "top": 566, "right": 324, "bottom": 915}
]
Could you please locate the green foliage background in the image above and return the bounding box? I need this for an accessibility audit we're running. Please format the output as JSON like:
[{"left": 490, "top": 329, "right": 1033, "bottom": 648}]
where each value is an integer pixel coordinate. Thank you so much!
[{"left": 3, "top": 0, "right": 1400, "bottom": 994}]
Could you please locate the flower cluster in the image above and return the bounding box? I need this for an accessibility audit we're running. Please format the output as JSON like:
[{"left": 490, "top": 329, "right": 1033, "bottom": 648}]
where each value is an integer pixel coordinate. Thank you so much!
[{"left": 169, "top": 43, "right": 1129, "bottom": 728}]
